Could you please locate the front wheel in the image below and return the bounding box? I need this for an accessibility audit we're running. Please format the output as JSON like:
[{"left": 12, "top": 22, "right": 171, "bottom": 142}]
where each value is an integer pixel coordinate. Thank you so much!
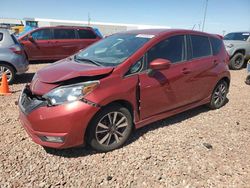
[
  {"left": 229, "top": 53, "right": 245, "bottom": 70},
  {"left": 208, "top": 80, "right": 229, "bottom": 109},
  {"left": 86, "top": 104, "right": 133, "bottom": 152}
]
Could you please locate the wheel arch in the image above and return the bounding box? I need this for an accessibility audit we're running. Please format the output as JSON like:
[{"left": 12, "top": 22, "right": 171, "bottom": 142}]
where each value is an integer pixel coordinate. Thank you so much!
[
  {"left": 23, "top": 50, "right": 29, "bottom": 60},
  {"left": 232, "top": 49, "right": 246, "bottom": 57},
  {"left": 0, "top": 61, "right": 17, "bottom": 73},
  {"left": 105, "top": 100, "right": 134, "bottom": 118},
  {"left": 209, "top": 75, "right": 230, "bottom": 98},
  {"left": 219, "top": 76, "right": 230, "bottom": 87},
  {"left": 84, "top": 99, "right": 135, "bottom": 143}
]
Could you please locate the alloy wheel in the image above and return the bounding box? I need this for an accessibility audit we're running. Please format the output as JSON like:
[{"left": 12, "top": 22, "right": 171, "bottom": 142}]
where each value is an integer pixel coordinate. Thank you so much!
[
  {"left": 95, "top": 112, "right": 129, "bottom": 146},
  {"left": 0, "top": 66, "right": 13, "bottom": 82},
  {"left": 234, "top": 56, "right": 244, "bottom": 69},
  {"left": 213, "top": 83, "right": 227, "bottom": 108}
]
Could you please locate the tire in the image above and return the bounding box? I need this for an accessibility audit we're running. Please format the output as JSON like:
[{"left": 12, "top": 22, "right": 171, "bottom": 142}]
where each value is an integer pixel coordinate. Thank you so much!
[
  {"left": 229, "top": 53, "right": 245, "bottom": 70},
  {"left": 86, "top": 104, "right": 133, "bottom": 152},
  {"left": 245, "top": 75, "right": 250, "bottom": 85},
  {"left": 0, "top": 64, "right": 15, "bottom": 84},
  {"left": 208, "top": 80, "right": 229, "bottom": 110}
]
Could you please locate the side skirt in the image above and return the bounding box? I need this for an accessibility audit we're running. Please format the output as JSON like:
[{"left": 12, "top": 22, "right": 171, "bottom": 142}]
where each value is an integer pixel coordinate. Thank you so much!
[{"left": 135, "top": 96, "right": 211, "bottom": 129}]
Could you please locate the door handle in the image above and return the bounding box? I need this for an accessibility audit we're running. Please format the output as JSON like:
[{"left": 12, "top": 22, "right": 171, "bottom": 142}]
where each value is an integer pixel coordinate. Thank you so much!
[
  {"left": 213, "top": 60, "right": 219, "bottom": 65},
  {"left": 182, "top": 68, "right": 192, "bottom": 74}
]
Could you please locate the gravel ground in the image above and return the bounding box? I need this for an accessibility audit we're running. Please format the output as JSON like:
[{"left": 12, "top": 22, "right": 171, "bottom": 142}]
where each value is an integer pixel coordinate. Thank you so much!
[{"left": 0, "top": 62, "right": 250, "bottom": 188}]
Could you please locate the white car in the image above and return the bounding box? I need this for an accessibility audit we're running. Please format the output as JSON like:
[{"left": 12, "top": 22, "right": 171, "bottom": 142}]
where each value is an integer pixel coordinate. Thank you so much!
[{"left": 223, "top": 32, "right": 250, "bottom": 70}]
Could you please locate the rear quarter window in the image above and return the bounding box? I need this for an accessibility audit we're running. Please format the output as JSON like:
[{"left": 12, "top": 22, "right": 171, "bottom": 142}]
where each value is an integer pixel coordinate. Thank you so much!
[
  {"left": 210, "top": 37, "right": 223, "bottom": 55},
  {"left": 190, "top": 35, "right": 212, "bottom": 58},
  {"left": 77, "top": 29, "right": 97, "bottom": 39},
  {"left": 0, "top": 33, "right": 3, "bottom": 41},
  {"left": 11, "top": 34, "right": 20, "bottom": 45}
]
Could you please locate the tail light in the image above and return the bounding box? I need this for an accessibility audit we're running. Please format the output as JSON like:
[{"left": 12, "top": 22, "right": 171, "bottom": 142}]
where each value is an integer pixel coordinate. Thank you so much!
[{"left": 9, "top": 46, "right": 23, "bottom": 55}]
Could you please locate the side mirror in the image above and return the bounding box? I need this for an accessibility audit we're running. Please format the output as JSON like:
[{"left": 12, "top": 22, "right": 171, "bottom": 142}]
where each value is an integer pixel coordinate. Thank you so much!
[
  {"left": 28, "top": 35, "right": 35, "bottom": 42},
  {"left": 149, "top": 58, "right": 171, "bottom": 70}
]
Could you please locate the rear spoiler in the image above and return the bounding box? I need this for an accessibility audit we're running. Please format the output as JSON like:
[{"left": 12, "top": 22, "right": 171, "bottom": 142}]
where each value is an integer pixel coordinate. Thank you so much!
[{"left": 215, "top": 34, "right": 223, "bottom": 39}]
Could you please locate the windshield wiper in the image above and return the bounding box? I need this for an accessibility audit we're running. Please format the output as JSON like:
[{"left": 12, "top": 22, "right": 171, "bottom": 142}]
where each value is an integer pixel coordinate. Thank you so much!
[{"left": 74, "top": 56, "right": 102, "bottom": 66}]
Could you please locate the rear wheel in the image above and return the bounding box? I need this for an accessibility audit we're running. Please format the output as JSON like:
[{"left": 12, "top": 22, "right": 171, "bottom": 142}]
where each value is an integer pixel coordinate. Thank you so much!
[
  {"left": 229, "top": 53, "right": 245, "bottom": 70},
  {"left": 87, "top": 104, "right": 133, "bottom": 152},
  {"left": 208, "top": 80, "right": 228, "bottom": 109},
  {"left": 0, "top": 64, "right": 15, "bottom": 84}
]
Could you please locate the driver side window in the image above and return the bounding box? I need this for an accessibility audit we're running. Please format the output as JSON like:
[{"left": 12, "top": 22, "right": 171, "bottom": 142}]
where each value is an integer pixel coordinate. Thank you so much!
[
  {"left": 147, "top": 35, "right": 186, "bottom": 65},
  {"left": 31, "top": 29, "right": 51, "bottom": 40}
]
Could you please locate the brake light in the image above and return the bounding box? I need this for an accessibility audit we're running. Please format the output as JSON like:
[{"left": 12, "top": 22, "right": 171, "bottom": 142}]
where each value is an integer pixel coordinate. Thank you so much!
[{"left": 9, "top": 46, "right": 23, "bottom": 55}]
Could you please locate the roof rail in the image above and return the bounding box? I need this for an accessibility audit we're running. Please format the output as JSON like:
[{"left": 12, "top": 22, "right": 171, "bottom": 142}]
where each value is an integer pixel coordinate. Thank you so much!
[{"left": 55, "top": 25, "right": 93, "bottom": 29}]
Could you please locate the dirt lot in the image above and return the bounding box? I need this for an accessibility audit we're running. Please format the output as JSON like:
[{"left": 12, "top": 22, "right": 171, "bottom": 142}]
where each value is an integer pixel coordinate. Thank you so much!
[{"left": 0, "top": 62, "right": 250, "bottom": 188}]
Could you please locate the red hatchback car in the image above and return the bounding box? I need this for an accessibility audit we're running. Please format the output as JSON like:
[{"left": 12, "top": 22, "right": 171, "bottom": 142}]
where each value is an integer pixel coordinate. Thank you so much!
[
  {"left": 18, "top": 29, "right": 230, "bottom": 152},
  {"left": 18, "top": 26, "right": 101, "bottom": 61}
]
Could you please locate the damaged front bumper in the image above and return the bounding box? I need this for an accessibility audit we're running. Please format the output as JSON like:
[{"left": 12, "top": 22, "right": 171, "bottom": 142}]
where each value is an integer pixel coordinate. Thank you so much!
[{"left": 18, "top": 85, "right": 100, "bottom": 149}]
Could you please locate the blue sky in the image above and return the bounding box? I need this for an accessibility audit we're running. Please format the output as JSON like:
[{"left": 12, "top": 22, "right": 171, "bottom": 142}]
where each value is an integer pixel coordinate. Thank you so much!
[{"left": 1, "top": 0, "right": 250, "bottom": 34}]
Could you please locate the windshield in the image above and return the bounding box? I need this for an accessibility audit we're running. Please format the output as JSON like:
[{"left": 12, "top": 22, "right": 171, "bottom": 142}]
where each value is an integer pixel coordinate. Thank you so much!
[
  {"left": 224, "top": 32, "right": 250, "bottom": 41},
  {"left": 75, "top": 34, "right": 152, "bottom": 66}
]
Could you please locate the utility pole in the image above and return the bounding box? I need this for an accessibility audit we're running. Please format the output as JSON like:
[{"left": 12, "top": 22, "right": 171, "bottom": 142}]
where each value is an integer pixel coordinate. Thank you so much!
[
  {"left": 88, "top": 13, "right": 91, "bottom": 26},
  {"left": 202, "top": 0, "right": 208, "bottom": 32}
]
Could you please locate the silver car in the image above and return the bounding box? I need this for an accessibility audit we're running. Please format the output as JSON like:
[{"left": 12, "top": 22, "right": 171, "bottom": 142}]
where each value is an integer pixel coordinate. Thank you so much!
[{"left": 0, "top": 29, "right": 29, "bottom": 84}]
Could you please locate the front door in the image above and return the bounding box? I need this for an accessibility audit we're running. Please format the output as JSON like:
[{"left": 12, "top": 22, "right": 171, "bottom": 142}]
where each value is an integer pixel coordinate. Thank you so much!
[
  {"left": 21, "top": 28, "right": 53, "bottom": 60},
  {"left": 139, "top": 35, "right": 196, "bottom": 119}
]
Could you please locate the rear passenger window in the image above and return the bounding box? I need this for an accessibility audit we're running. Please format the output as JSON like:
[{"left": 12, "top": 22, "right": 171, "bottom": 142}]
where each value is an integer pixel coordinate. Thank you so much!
[
  {"left": 78, "top": 29, "right": 97, "bottom": 39},
  {"left": 54, "top": 29, "right": 76, "bottom": 39},
  {"left": 147, "top": 35, "right": 186, "bottom": 63},
  {"left": 0, "top": 33, "right": 3, "bottom": 41},
  {"left": 210, "top": 37, "right": 222, "bottom": 55},
  {"left": 190, "top": 35, "right": 211, "bottom": 58}
]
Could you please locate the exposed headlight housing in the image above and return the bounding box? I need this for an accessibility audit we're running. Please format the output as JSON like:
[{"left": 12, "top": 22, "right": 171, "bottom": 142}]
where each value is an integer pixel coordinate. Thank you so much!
[{"left": 43, "top": 81, "right": 99, "bottom": 106}]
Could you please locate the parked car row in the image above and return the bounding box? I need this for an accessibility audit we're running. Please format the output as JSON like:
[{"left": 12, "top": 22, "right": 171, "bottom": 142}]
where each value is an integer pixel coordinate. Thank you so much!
[
  {"left": 18, "top": 26, "right": 102, "bottom": 61},
  {"left": 18, "top": 29, "right": 231, "bottom": 152}
]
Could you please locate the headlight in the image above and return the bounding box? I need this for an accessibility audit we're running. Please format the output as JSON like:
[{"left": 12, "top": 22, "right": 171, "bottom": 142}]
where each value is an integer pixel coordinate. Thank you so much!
[
  {"left": 226, "top": 44, "right": 234, "bottom": 48},
  {"left": 43, "top": 81, "right": 99, "bottom": 106}
]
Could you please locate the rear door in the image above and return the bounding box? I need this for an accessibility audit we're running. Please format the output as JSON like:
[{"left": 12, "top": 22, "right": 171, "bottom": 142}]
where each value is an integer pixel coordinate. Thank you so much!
[
  {"left": 52, "top": 28, "right": 78, "bottom": 59},
  {"left": 20, "top": 28, "right": 53, "bottom": 60},
  {"left": 187, "top": 34, "right": 215, "bottom": 101},
  {"left": 139, "top": 35, "right": 196, "bottom": 119},
  {"left": 76, "top": 28, "right": 99, "bottom": 50}
]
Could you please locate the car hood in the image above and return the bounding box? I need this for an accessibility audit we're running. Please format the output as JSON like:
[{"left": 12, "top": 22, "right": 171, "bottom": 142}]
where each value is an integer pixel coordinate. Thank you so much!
[
  {"left": 223, "top": 40, "right": 248, "bottom": 45},
  {"left": 30, "top": 58, "right": 114, "bottom": 95},
  {"left": 36, "top": 58, "right": 113, "bottom": 83}
]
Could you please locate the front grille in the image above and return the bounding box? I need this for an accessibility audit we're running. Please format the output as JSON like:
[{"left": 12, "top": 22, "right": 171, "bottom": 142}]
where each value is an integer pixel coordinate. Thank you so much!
[{"left": 19, "top": 85, "right": 47, "bottom": 114}]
